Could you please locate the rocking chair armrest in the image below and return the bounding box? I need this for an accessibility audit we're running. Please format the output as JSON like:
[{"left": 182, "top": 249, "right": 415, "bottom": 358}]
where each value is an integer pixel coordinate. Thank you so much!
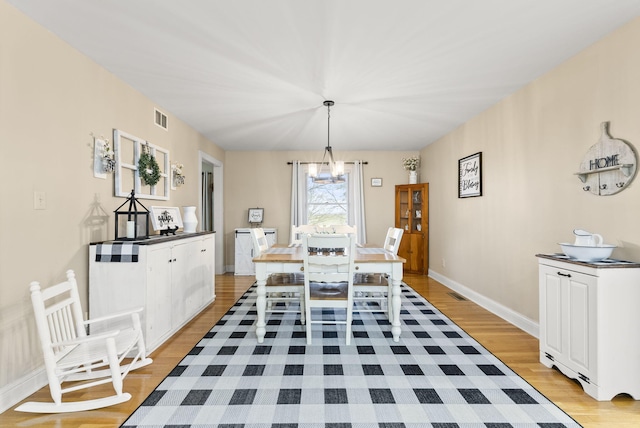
[
  {"left": 83, "top": 307, "right": 144, "bottom": 326},
  {"left": 51, "top": 329, "right": 120, "bottom": 348}
]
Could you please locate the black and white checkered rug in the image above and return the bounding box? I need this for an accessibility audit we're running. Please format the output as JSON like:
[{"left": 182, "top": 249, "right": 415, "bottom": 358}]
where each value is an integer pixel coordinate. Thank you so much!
[{"left": 122, "top": 284, "right": 580, "bottom": 427}]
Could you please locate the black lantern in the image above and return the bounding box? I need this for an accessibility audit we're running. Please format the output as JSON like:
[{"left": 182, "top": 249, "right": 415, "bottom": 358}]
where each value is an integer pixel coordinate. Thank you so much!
[{"left": 114, "top": 190, "right": 150, "bottom": 240}]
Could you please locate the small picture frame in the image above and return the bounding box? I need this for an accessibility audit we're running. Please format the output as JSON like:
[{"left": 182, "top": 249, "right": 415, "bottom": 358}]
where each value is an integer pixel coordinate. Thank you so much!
[
  {"left": 248, "top": 207, "right": 264, "bottom": 224},
  {"left": 371, "top": 178, "right": 383, "bottom": 187},
  {"left": 459, "top": 152, "right": 482, "bottom": 198},
  {"left": 149, "top": 206, "right": 183, "bottom": 231}
]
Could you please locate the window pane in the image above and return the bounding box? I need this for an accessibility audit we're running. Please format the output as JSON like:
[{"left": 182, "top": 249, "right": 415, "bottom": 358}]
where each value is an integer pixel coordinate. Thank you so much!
[{"left": 307, "top": 174, "right": 349, "bottom": 225}]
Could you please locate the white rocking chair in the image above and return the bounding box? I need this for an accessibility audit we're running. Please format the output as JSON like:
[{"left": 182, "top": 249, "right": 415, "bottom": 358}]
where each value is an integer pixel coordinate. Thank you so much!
[{"left": 15, "top": 269, "right": 153, "bottom": 413}]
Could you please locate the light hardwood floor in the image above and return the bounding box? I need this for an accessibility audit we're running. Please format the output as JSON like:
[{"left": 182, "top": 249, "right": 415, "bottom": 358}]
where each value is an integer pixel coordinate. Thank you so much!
[{"left": 2, "top": 273, "right": 639, "bottom": 427}]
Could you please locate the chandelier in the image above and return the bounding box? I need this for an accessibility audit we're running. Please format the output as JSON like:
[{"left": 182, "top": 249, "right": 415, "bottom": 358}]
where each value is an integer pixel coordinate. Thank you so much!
[{"left": 309, "top": 100, "right": 345, "bottom": 183}]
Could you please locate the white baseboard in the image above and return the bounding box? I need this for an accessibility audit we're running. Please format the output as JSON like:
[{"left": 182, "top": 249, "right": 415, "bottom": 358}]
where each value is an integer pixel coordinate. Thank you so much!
[
  {"left": 427, "top": 269, "right": 539, "bottom": 339},
  {"left": 0, "top": 367, "right": 47, "bottom": 413}
]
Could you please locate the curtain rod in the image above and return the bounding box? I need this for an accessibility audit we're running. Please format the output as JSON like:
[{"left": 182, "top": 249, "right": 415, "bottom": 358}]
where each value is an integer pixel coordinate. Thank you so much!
[{"left": 287, "top": 161, "right": 368, "bottom": 165}]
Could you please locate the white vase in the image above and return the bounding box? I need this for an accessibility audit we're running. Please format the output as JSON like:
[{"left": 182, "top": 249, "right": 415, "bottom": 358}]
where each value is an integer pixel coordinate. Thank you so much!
[
  {"left": 409, "top": 170, "right": 418, "bottom": 184},
  {"left": 183, "top": 206, "right": 198, "bottom": 233}
]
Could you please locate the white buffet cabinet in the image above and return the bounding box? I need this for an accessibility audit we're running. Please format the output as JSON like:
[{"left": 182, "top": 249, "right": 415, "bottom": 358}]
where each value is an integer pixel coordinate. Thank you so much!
[
  {"left": 537, "top": 254, "right": 640, "bottom": 400},
  {"left": 234, "top": 228, "right": 277, "bottom": 275},
  {"left": 90, "top": 232, "right": 215, "bottom": 353}
]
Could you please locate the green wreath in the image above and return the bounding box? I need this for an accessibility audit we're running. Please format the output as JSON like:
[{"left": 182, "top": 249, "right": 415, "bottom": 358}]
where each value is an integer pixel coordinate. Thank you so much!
[{"left": 138, "top": 151, "right": 161, "bottom": 186}]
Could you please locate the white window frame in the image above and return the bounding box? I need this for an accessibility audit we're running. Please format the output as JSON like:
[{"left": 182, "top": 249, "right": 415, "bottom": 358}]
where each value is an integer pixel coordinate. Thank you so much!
[{"left": 302, "top": 163, "right": 355, "bottom": 225}]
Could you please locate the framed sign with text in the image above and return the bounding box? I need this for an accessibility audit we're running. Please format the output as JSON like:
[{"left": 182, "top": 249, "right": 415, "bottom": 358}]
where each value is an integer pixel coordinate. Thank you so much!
[
  {"left": 149, "top": 206, "right": 183, "bottom": 231},
  {"left": 458, "top": 152, "right": 482, "bottom": 198}
]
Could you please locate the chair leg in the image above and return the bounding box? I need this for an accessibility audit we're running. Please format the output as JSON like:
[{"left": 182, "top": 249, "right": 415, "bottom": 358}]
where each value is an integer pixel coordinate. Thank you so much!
[
  {"left": 106, "top": 338, "right": 124, "bottom": 396},
  {"left": 47, "top": 373, "right": 62, "bottom": 405},
  {"left": 132, "top": 313, "right": 148, "bottom": 358},
  {"left": 305, "top": 306, "right": 312, "bottom": 345},
  {"left": 346, "top": 308, "right": 353, "bottom": 346}
]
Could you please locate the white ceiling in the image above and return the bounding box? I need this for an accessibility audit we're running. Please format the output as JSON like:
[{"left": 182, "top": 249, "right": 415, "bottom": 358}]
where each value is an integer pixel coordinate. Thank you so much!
[{"left": 8, "top": 0, "right": 640, "bottom": 151}]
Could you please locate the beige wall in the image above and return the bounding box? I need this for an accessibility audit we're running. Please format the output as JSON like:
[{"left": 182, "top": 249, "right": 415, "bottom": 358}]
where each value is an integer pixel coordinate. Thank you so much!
[
  {"left": 0, "top": 1, "right": 223, "bottom": 406},
  {"left": 423, "top": 17, "right": 640, "bottom": 325},
  {"left": 223, "top": 150, "right": 420, "bottom": 267}
]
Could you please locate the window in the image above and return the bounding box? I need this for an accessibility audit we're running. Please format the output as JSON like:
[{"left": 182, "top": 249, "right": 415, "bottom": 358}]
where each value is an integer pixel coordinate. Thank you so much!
[{"left": 304, "top": 166, "right": 353, "bottom": 225}]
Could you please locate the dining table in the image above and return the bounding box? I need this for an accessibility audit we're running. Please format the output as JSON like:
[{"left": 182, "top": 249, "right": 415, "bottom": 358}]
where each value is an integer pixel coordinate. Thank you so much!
[{"left": 253, "top": 244, "right": 406, "bottom": 343}]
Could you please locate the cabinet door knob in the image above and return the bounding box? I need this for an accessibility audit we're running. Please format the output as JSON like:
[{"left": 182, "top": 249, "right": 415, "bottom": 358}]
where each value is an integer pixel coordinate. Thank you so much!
[{"left": 557, "top": 272, "right": 571, "bottom": 278}]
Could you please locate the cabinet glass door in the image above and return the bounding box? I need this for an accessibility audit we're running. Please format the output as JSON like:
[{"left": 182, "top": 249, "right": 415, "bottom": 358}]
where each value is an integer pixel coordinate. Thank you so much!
[
  {"left": 399, "top": 188, "right": 409, "bottom": 232},
  {"left": 412, "top": 190, "right": 423, "bottom": 232}
]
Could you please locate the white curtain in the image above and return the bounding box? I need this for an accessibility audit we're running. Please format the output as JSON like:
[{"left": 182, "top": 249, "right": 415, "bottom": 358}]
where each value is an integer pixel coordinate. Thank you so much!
[
  {"left": 352, "top": 160, "right": 367, "bottom": 245},
  {"left": 290, "top": 161, "right": 306, "bottom": 244}
]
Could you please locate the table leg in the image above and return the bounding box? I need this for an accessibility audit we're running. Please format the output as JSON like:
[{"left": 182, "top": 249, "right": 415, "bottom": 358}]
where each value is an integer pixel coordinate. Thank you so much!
[
  {"left": 391, "top": 269, "right": 402, "bottom": 342},
  {"left": 255, "top": 264, "right": 267, "bottom": 343}
]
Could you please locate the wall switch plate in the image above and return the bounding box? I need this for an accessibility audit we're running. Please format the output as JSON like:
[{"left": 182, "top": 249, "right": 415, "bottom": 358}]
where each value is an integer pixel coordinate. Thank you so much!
[{"left": 34, "top": 191, "right": 46, "bottom": 210}]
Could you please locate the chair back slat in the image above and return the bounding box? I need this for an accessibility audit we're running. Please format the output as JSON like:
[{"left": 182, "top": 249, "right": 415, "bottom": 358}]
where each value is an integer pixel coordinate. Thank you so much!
[
  {"left": 47, "top": 303, "right": 78, "bottom": 353},
  {"left": 290, "top": 224, "right": 319, "bottom": 245},
  {"left": 327, "top": 225, "right": 356, "bottom": 235},
  {"left": 31, "top": 270, "right": 86, "bottom": 359},
  {"left": 303, "top": 234, "right": 355, "bottom": 287}
]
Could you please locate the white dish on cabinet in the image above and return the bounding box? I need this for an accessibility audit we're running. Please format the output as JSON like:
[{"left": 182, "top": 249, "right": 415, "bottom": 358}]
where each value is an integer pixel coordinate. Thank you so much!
[{"left": 558, "top": 243, "right": 616, "bottom": 262}]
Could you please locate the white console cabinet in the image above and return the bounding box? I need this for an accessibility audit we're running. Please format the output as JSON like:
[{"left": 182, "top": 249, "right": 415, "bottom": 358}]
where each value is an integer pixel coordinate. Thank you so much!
[
  {"left": 234, "top": 228, "right": 276, "bottom": 275},
  {"left": 89, "top": 232, "right": 215, "bottom": 353},
  {"left": 537, "top": 254, "right": 640, "bottom": 400}
]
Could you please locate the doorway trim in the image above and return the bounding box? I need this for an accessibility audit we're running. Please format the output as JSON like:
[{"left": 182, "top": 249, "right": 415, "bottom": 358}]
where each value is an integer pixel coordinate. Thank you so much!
[{"left": 199, "top": 151, "right": 224, "bottom": 274}]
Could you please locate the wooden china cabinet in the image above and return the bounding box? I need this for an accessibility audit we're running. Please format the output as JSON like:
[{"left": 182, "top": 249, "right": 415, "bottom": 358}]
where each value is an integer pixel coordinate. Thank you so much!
[{"left": 395, "top": 183, "right": 429, "bottom": 274}]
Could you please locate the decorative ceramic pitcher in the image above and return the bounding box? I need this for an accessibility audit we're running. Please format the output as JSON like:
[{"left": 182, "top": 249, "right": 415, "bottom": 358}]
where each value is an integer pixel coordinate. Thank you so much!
[{"left": 573, "top": 229, "right": 603, "bottom": 247}]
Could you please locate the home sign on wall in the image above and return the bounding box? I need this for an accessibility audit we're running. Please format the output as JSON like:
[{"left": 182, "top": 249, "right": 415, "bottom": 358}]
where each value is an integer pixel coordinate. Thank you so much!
[{"left": 576, "top": 122, "right": 637, "bottom": 196}]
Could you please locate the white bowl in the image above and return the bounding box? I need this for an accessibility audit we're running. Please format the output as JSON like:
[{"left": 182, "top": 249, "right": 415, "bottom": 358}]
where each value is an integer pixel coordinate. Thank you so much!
[{"left": 558, "top": 243, "right": 616, "bottom": 262}]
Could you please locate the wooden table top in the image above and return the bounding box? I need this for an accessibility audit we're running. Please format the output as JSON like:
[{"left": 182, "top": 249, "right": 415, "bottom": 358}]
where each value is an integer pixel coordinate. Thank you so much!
[{"left": 253, "top": 244, "right": 406, "bottom": 264}]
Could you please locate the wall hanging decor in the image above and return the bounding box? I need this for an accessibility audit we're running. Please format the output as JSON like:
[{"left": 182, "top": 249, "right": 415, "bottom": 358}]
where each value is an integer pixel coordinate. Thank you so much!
[
  {"left": 458, "top": 152, "right": 482, "bottom": 198},
  {"left": 248, "top": 207, "right": 264, "bottom": 225},
  {"left": 138, "top": 143, "right": 161, "bottom": 186},
  {"left": 92, "top": 134, "right": 116, "bottom": 179},
  {"left": 171, "top": 163, "right": 185, "bottom": 189},
  {"left": 576, "top": 122, "right": 637, "bottom": 196},
  {"left": 113, "top": 129, "right": 170, "bottom": 200}
]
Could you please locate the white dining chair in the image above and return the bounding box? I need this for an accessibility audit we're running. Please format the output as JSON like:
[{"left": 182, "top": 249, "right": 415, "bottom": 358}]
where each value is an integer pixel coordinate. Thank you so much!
[
  {"left": 303, "top": 233, "right": 356, "bottom": 345},
  {"left": 15, "top": 270, "right": 153, "bottom": 413},
  {"left": 251, "top": 228, "right": 305, "bottom": 316},
  {"left": 353, "top": 227, "right": 404, "bottom": 318}
]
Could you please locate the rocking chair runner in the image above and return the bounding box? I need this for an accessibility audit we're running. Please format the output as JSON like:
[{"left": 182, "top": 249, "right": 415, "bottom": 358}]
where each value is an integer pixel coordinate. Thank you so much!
[{"left": 15, "top": 269, "right": 153, "bottom": 413}]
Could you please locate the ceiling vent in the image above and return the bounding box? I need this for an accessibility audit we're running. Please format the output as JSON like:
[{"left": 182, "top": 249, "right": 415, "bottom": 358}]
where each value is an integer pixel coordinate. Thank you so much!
[{"left": 154, "top": 108, "right": 168, "bottom": 130}]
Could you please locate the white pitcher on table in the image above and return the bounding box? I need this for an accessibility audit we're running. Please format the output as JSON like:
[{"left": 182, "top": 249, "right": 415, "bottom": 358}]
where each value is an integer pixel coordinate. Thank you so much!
[{"left": 573, "top": 229, "right": 603, "bottom": 247}]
